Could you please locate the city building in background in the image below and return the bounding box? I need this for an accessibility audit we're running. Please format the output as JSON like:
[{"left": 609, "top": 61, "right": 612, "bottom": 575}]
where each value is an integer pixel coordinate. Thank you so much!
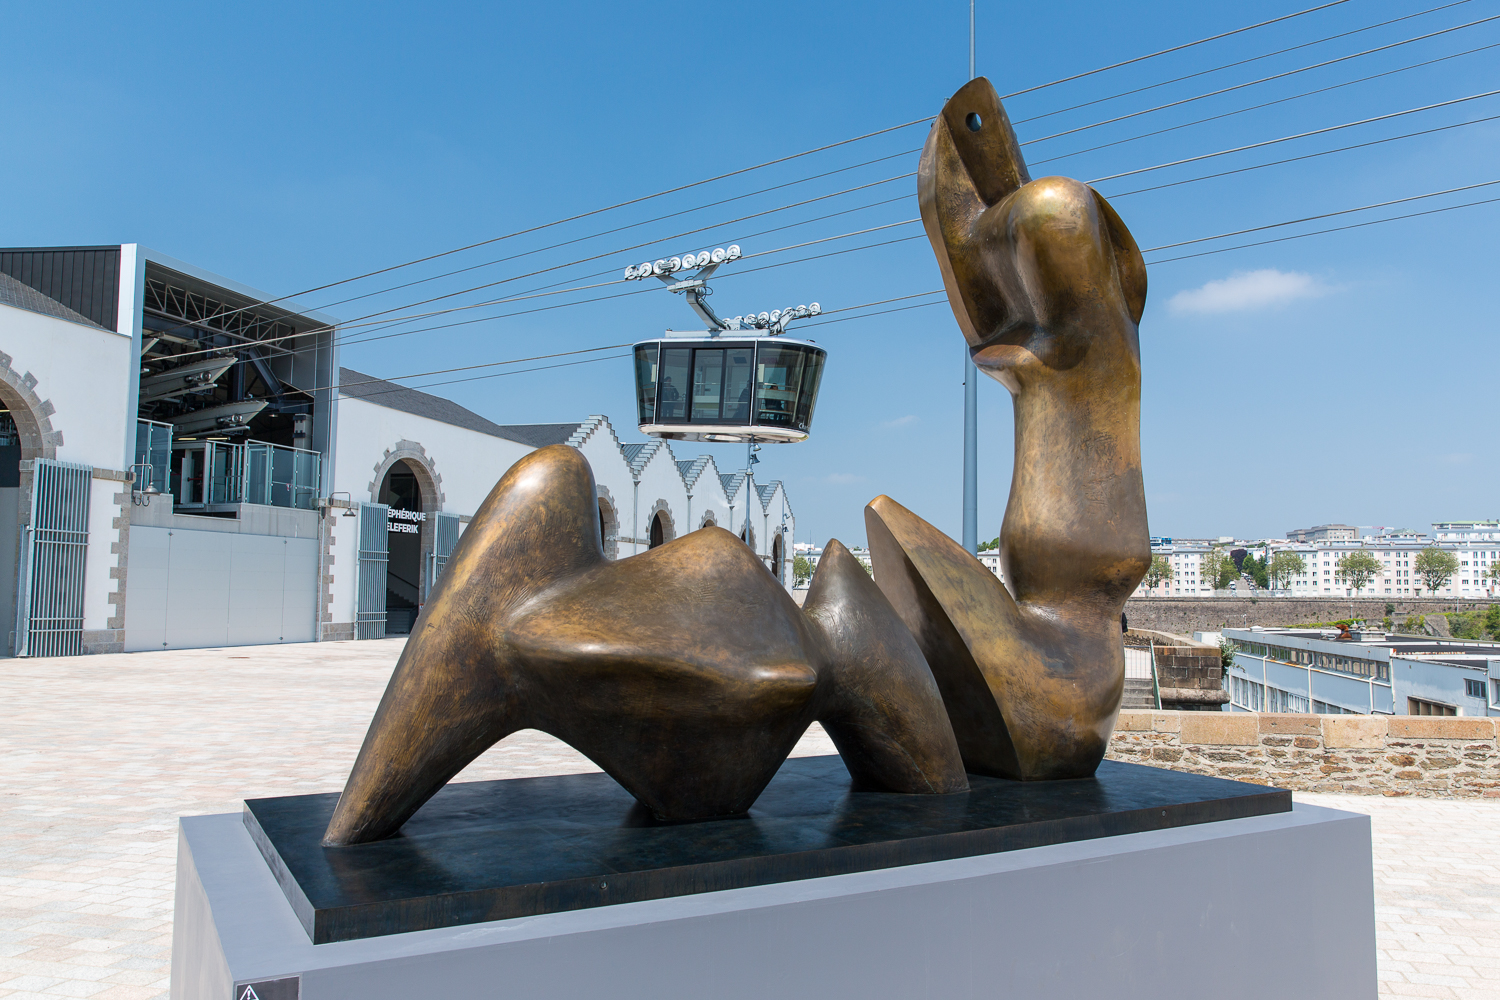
[
  {"left": 0, "top": 245, "right": 796, "bottom": 656},
  {"left": 1222, "top": 626, "right": 1500, "bottom": 717},
  {"left": 1136, "top": 525, "right": 1500, "bottom": 599},
  {"left": 1285, "top": 524, "right": 1358, "bottom": 543}
]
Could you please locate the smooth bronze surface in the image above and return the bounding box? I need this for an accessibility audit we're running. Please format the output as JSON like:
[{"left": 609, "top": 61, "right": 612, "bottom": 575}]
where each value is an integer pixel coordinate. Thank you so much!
[
  {"left": 871, "top": 76, "right": 1149, "bottom": 781},
  {"left": 325, "top": 446, "right": 962, "bottom": 846},
  {"left": 802, "top": 541, "right": 967, "bottom": 794}
]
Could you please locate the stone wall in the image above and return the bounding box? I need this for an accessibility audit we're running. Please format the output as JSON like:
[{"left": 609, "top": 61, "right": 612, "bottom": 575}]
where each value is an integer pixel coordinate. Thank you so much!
[
  {"left": 1107, "top": 710, "right": 1500, "bottom": 798},
  {"left": 1123, "top": 597, "right": 1494, "bottom": 635}
]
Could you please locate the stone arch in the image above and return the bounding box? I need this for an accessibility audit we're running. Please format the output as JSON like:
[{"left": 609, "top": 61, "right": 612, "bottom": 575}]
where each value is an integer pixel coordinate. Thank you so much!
[
  {"left": 771, "top": 531, "right": 785, "bottom": 584},
  {"left": 0, "top": 352, "right": 61, "bottom": 460},
  {"left": 699, "top": 509, "right": 717, "bottom": 530},
  {"left": 596, "top": 485, "right": 620, "bottom": 560},
  {"left": 369, "top": 441, "right": 444, "bottom": 604},
  {"left": 647, "top": 499, "right": 675, "bottom": 549},
  {"left": 368, "top": 440, "right": 443, "bottom": 510},
  {"left": 739, "top": 521, "right": 756, "bottom": 554}
]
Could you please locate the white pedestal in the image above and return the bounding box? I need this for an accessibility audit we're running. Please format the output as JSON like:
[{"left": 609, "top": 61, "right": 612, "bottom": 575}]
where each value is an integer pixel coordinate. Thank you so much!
[{"left": 172, "top": 804, "right": 1375, "bottom": 1000}]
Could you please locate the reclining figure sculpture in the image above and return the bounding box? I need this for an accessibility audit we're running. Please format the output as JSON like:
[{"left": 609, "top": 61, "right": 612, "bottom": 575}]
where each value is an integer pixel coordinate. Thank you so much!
[{"left": 322, "top": 77, "right": 1149, "bottom": 847}]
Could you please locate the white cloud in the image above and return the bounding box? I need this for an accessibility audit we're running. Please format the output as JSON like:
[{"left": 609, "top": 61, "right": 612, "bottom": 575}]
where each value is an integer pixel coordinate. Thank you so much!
[
  {"left": 823, "top": 473, "right": 864, "bottom": 484},
  {"left": 1439, "top": 453, "right": 1473, "bottom": 465},
  {"left": 880, "top": 415, "right": 918, "bottom": 428},
  {"left": 1167, "top": 269, "right": 1336, "bottom": 315}
]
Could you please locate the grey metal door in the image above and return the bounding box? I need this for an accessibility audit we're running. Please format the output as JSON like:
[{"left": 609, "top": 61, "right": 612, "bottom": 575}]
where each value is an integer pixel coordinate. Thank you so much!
[
  {"left": 356, "top": 503, "right": 389, "bottom": 639},
  {"left": 16, "top": 460, "right": 91, "bottom": 657},
  {"left": 431, "top": 512, "right": 461, "bottom": 586}
]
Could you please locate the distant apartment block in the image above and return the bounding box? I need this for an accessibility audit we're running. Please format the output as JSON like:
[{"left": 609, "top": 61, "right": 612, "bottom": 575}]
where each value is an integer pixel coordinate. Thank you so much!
[
  {"left": 1285, "top": 524, "right": 1358, "bottom": 543},
  {"left": 1136, "top": 522, "right": 1500, "bottom": 599}
]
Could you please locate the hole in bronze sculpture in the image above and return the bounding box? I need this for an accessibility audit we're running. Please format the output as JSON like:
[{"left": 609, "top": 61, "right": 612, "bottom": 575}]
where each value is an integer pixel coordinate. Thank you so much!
[{"left": 323, "top": 75, "right": 1150, "bottom": 846}]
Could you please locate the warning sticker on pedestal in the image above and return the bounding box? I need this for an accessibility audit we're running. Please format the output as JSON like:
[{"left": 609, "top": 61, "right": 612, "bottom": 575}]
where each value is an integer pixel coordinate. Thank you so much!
[{"left": 234, "top": 977, "right": 299, "bottom": 1000}]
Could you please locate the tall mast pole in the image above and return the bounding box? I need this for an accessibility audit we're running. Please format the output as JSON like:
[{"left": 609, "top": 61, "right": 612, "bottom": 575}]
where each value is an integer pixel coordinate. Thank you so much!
[{"left": 962, "top": 0, "right": 979, "bottom": 555}]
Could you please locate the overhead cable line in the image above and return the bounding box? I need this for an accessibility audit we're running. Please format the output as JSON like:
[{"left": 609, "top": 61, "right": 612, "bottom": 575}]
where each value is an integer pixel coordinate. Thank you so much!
[
  {"left": 327, "top": 198, "right": 916, "bottom": 349},
  {"left": 1000, "top": 0, "right": 1353, "bottom": 98},
  {"left": 1088, "top": 88, "right": 1500, "bottom": 183},
  {"left": 320, "top": 217, "right": 920, "bottom": 346},
  {"left": 334, "top": 289, "right": 955, "bottom": 399},
  {"left": 313, "top": 230, "right": 930, "bottom": 357},
  {"left": 1147, "top": 192, "right": 1500, "bottom": 263},
  {"left": 1011, "top": 0, "right": 1477, "bottom": 125},
  {"left": 334, "top": 343, "right": 635, "bottom": 393},
  {"left": 1105, "top": 110, "right": 1500, "bottom": 198},
  {"left": 175, "top": 3, "right": 1360, "bottom": 329},
  {"left": 1033, "top": 48, "right": 1500, "bottom": 167},
  {"left": 317, "top": 195, "right": 919, "bottom": 333},
  {"left": 161, "top": 179, "right": 921, "bottom": 360},
  {"left": 344, "top": 190, "right": 1500, "bottom": 394},
  {"left": 342, "top": 352, "right": 637, "bottom": 402},
  {"left": 206, "top": 116, "right": 937, "bottom": 322},
  {"left": 306, "top": 146, "right": 922, "bottom": 314},
  {"left": 312, "top": 34, "right": 1498, "bottom": 347},
  {"left": 1141, "top": 177, "right": 1500, "bottom": 253},
  {"left": 1023, "top": 12, "right": 1500, "bottom": 146}
]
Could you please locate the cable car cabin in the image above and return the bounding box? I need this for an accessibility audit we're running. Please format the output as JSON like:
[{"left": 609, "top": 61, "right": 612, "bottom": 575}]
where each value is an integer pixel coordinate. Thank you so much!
[{"left": 634, "top": 334, "right": 826, "bottom": 443}]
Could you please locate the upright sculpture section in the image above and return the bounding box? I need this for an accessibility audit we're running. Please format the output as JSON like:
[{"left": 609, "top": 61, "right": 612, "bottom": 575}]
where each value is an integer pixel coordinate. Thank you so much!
[
  {"left": 322, "top": 76, "right": 1149, "bottom": 847},
  {"left": 868, "top": 77, "right": 1150, "bottom": 780}
]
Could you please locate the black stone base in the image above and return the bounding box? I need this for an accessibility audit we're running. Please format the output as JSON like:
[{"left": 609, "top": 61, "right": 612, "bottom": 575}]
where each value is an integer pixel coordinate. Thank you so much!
[{"left": 244, "top": 755, "right": 1290, "bottom": 944}]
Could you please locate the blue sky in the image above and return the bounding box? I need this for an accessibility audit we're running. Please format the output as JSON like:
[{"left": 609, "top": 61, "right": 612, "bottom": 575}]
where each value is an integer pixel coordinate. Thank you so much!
[{"left": 3, "top": 0, "right": 1497, "bottom": 546}]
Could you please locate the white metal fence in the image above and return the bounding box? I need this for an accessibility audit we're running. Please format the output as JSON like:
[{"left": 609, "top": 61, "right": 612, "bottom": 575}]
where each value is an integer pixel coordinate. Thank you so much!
[
  {"left": 16, "top": 460, "right": 91, "bottom": 657},
  {"left": 356, "top": 503, "right": 389, "bottom": 640}
]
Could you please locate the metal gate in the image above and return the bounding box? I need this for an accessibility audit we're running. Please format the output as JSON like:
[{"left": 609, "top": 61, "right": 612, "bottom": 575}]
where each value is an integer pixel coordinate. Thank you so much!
[
  {"left": 355, "top": 503, "right": 389, "bottom": 640},
  {"left": 16, "top": 460, "right": 91, "bottom": 657},
  {"left": 430, "top": 512, "right": 461, "bottom": 585}
]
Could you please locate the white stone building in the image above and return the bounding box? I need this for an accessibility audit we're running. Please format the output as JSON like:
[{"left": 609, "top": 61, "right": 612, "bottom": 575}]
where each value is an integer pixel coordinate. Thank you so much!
[
  {"left": 0, "top": 245, "right": 796, "bottom": 655},
  {"left": 1134, "top": 525, "right": 1500, "bottom": 600}
]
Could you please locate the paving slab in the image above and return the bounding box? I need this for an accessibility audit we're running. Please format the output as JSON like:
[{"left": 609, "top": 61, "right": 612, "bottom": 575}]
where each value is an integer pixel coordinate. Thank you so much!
[{"left": 2, "top": 640, "right": 1498, "bottom": 999}]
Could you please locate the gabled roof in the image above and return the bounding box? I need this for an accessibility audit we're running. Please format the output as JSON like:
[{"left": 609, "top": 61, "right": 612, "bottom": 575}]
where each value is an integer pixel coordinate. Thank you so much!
[
  {"left": 339, "top": 367, "right": 580, "bottom": 446},
  {"left": 720, "top": 472, "right": 746, "bottom": 499},
  {"left": 484, "top": 423, "right": 585, "bottom": 448},
  {"left": 677, "top": 456, "right": 710, "bottom": 489},
  {"left": 0, "top": 271, "right": 109, "bottom": 330},
  {"left": 620, "top": 439, "right": 667, "bottom": 476}
]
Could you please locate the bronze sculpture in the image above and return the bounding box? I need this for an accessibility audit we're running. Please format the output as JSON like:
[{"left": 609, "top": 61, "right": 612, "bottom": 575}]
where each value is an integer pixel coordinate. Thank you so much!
[
  {"left": 865, "top": 76, "right": 1150, "bottom": 780},
  {"left": 324, "top": 447, "right": 964, "bottom": 845},
  {"left": 323, "top": 76, "right": 1148, "bottom": 845}
]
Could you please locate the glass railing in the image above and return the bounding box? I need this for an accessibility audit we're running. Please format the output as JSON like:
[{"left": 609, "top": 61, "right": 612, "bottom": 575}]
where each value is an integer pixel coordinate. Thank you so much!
[
  {"left": 245, "top": 441, "right": 322, "bottom": 509},
  {"left": 170, "top": 437, "right": 322, "bottom": 511},
  {"left": 134, "top": 420, "right": 173, "bottom": 500}
]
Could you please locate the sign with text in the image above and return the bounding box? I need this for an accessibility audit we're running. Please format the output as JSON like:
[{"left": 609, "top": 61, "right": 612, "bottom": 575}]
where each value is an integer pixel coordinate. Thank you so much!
[{"left": 387, "top": 508, "right": 427, "bottom": 534}]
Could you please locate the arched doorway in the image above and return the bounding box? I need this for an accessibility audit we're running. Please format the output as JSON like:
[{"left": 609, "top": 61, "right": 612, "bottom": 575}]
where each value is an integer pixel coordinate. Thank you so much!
[
  {"left": 649, "top": 510, "right": 667, "bottom": 549},
  {"left": 771, "top": 531, "right": 784, "bottom": 584},
  {"left": 379, "top": 460, "right": 424, "bottom": 634},
  {"left": 597, "top": 496, "right": 618, "bottom": 559},
  {"left": 0, "top": 410, "right": 20, "bottom": 655}
]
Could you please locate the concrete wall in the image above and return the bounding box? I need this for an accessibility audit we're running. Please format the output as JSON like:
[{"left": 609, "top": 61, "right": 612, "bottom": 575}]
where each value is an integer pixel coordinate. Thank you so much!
[
  {"left": 0, "top": 303, "right": 135, "bottom": 654},
  {"left": 1108, "top": 710, "right": 1500, "bottom": 797},
  {"left": 332, "top": 396, "right": 534, "bottom": 515},
  {"left": 1125, "top": 597, "right": 1492, "bottom": 635}
]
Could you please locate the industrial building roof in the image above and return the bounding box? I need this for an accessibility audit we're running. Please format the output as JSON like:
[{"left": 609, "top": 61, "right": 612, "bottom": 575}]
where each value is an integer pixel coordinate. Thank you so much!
[
  {"left": 0, "top": 271, "right": 109, "bottom": 330},
  {"left": 339, "top": 368, "right": 580, "bottom": 447}
]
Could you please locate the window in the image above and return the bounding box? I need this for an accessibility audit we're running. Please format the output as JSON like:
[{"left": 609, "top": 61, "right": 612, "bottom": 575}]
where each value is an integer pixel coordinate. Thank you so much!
[
  {"left": 1465, "top": 678, "right": 1485, "bottom": 699},
  {"left": 1408, "top": 697, "right": 1456, "bottom": 717}
]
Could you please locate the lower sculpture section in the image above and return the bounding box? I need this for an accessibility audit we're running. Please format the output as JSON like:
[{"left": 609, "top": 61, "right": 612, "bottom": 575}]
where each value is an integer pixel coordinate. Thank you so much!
[
  {"left": 257, "top": 756, "right": 1285, "bottom": 943},
  {"left": 173, "top": 772, "right": 1375, "bottom": 1000}
]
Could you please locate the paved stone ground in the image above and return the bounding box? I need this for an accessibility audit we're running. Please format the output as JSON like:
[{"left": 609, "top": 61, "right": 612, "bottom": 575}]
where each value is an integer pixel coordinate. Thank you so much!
[{"left": 1, "top": 641, "right": 1497, "bottom": 1000}]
